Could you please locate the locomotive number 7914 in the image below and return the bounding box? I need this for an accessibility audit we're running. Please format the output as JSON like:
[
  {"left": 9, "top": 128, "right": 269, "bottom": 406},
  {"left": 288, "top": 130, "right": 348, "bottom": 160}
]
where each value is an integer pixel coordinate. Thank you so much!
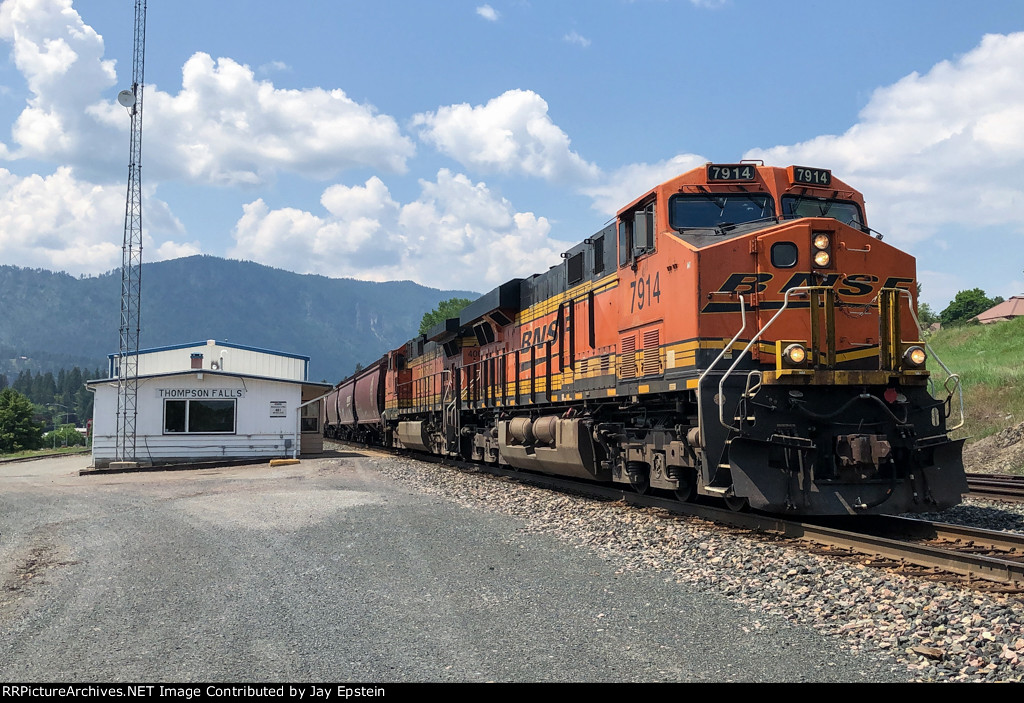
[{"left": 630, "top": 272, "right": 661, "bottom": 312}]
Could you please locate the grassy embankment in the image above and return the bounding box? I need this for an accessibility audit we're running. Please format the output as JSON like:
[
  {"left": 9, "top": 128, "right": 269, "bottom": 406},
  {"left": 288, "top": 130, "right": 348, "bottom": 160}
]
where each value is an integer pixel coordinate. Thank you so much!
[{"left": 927, "top": 315, "right": 1024, "bottom": 443}]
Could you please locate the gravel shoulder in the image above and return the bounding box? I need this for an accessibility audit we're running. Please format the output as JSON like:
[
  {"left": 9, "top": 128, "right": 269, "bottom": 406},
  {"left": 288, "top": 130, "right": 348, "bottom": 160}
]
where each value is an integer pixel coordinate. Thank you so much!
[{"left": 367, "top": 452, "right": 1024, "bottom": 683}]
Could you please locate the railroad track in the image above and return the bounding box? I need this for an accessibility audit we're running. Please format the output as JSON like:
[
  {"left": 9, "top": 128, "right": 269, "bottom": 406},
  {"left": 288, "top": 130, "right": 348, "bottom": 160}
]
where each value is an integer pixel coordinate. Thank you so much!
[
  {"left": 968, "top": 473, "right": 1024, "bottom": 503},
  {"left": 330, "top": 441, "right": 1024, "bottom": 593}
]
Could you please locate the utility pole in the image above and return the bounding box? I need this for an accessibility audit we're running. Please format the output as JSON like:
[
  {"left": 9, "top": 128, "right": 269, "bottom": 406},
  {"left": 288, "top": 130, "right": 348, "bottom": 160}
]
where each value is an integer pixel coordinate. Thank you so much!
[{"left": 115, "top": 0, "right": 146, "bottom": 465}]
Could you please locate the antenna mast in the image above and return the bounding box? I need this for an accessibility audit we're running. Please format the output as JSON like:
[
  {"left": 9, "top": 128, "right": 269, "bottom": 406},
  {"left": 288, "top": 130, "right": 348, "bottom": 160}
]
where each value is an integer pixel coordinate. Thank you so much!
[{"left": 115, "top": 0, "right": 147, "bottom": 463}]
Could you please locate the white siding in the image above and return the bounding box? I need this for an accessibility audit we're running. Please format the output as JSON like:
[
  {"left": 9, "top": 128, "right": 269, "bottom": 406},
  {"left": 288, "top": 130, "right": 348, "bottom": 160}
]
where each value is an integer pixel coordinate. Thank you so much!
[
  {"left": 118, "top": 341, "right": 306, "bottom": 381},
  {"left": 91, "top": 372, "right": 305, "bottom": 467}
]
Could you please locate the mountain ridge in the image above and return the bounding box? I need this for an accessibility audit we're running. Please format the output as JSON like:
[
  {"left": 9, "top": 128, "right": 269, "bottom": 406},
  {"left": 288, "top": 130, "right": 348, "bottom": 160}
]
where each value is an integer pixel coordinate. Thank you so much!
[{"left": 0, "top": 255, "right": 478, "bottom": 382}]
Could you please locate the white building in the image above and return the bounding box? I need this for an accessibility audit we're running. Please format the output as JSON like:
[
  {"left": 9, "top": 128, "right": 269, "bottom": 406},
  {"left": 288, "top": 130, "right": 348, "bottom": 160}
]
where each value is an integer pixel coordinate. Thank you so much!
[{"left": 87, "top": 340, "right": 332, "bottom": 468}]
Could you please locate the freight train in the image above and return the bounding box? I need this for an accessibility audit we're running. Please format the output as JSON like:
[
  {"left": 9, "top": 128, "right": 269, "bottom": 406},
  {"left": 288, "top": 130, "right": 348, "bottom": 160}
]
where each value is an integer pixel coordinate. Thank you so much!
[{"left": 323, "top": 162, "right": 968, "bottom": 516}]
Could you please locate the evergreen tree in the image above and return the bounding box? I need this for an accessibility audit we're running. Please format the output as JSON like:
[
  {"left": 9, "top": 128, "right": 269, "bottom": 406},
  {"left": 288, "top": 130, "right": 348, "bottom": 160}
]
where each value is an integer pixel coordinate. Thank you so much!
[
  {"left": 13, "top": 370, "right": 31, "bottom": 395},
  {"left": 32, "top": 371, "right": 57, "bottom": 404},
  {"left": 75, "top": 384, "right": 93, "bottom": 427},
  {"left": 0, "top": 387, "right": 44, "bottom": 452},
  {"left": 66, "top": 367, "right": 85, "bottom": 424}
]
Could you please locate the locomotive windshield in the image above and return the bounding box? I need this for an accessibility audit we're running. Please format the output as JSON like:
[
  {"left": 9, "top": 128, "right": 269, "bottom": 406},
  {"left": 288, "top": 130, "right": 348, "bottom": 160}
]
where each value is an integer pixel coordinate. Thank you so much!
[
  {"left": 781, "top": 195, "right": 864, "bottom": 228},
  {"left": 668, "top": 193, "right": 775, "bottom": 231}
]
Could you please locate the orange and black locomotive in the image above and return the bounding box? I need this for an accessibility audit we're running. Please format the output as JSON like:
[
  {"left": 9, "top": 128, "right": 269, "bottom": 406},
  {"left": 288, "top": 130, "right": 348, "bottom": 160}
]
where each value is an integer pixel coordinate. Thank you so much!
[{"left": 324, "top": 162, "right": 967, "bottom": 516}]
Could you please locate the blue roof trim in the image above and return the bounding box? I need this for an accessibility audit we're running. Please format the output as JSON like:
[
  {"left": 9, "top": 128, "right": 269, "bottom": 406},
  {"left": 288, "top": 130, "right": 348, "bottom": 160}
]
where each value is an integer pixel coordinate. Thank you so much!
[{"left": 106, "top": 340, "right": 310, "bottom": 362}]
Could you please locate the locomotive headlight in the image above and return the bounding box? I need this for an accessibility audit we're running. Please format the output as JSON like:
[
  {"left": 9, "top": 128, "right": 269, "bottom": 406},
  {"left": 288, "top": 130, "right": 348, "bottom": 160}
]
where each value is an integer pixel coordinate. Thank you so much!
[
  {"left": 812, "top": 232, "right": 832, "bottom": 268},
  {"left": 783, "top": 343, "right": 807, "bottom": 365},
  {"left": 903, "top": 346, "right": 927, "bottom": 368}
]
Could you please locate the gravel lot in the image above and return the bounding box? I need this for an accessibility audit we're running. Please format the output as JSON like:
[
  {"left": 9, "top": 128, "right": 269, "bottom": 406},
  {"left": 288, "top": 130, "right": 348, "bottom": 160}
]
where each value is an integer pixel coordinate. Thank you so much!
[
  {"left": 367, "top": 454, "right": 1024, "bottom": 683},
  {"left": 0, "top": 452, "right": 918, "bottom": 683}
]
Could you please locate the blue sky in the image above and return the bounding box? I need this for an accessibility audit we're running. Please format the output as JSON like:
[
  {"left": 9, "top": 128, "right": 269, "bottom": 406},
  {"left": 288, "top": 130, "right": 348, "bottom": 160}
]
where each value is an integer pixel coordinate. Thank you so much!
[{"left": 0, "top": 0, "right": 1022, "bottom": 310}]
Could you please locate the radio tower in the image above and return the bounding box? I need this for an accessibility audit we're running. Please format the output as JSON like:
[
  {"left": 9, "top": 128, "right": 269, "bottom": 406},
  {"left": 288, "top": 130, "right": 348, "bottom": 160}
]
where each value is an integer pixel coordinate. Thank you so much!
[{"left": 115, "top": 0, "right": 147, "bottom": 464}]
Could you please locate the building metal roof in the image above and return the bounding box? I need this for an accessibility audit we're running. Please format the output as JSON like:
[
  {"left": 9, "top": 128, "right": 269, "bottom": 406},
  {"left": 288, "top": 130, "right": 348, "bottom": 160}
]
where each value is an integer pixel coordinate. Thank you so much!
[
  {"left": 102, "top": 339, "right": 314, "bottom": 383},
  {"left": 86, "top": 369, "right": 333, "bottom": 388},
  {"left": 106, "top": 339, "right": 310, "bottom": 362},
  {"left": 975, "top": 296, "right": 1024, "bottom": 324}
]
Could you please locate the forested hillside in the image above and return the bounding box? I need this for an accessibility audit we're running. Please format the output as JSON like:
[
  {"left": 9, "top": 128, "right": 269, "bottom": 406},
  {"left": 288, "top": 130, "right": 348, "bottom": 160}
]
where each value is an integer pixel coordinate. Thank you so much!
[
  {"left": 0, "top": 366, "right": 102, "bottom": 430},
  {"left": 0, "top": 256, "right": 477, "bottom": 382}
]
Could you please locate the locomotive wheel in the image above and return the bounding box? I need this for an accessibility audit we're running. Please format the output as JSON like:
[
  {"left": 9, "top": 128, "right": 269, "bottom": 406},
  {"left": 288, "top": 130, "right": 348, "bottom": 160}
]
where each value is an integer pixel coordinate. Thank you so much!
[
  {"left": 628, "top": 472, "right": 650, "bottom": 495},
  {"left": 669, "top": 467, "right": 697, "bottom": 502},
  {"left": 723, "top": 495, "right": 750, "bottom": 512},
  {"left": 626, "top": 462, "right": 650, "bottom": 495},
  {"left": 674, "top": 477, "right": 696, "bottom": 503}
]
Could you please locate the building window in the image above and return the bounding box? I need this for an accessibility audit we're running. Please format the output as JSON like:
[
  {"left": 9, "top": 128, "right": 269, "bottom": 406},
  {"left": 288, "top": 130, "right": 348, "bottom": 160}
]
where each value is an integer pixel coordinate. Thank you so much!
[{"left": 164, "top": 399, "right": 236, "bottom": 434}]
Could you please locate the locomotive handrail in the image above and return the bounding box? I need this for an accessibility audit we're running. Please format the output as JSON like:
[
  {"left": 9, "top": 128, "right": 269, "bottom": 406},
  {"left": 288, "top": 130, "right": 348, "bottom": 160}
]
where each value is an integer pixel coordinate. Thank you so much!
[
  {"left": 462, "top": 348, "right": 517, "bottom": 408},
  {"left": 895, "top": 288, "right": 965, "bottom": 432},
  {"left": 715, "top": 286, "right": 819, "bottom": 432},
  {"left": 696, "top": 293, "right": 747, "bottom": 448},
  {"left": 840, "top": 241, "right": 871, "bottom": 253}
]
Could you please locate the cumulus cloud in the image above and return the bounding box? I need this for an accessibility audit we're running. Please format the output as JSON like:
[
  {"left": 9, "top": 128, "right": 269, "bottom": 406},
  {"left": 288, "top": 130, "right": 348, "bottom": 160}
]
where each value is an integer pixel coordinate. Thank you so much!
[
  {"left": 0, "top": 166, "right": 191, "bottom": 274},
  {"left": 744, "top": 32, "right": 1024, "bottom": 247},
  {"left": 414, "top": 89, "right": 601, "bottom": 184},
  {"left": 0, "top": 0, "right": 415, "bottom": 186},
  {"left": 229, "top": 170, "right": 564, "bottom": 290},
  {"left": 0, "top": 0, "right": 117, "bottom": 167},
  {"left": 476, "top": 5, "right": 499, "bottom": 22},
  {"left": 738, "top": 32, "right": 1024, "bottom": 306},
  {"left": 581, "top": 153, "right": 707, "bottom": 215},
  {"left": 98, "top": 52, "right": 414, "bottom": 186}
]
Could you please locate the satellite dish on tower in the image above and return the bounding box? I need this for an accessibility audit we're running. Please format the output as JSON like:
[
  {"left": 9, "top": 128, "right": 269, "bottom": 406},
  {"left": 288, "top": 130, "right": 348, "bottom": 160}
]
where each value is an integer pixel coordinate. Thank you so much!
[{"left": 117, "top": 89, "right": 136, "bottom": 108}]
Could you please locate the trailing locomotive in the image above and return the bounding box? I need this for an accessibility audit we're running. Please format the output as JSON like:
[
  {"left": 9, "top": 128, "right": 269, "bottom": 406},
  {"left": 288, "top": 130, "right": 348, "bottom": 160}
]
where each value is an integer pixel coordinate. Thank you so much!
[{"left": 324, "top": 162, "right": 968, "bottom": 516}]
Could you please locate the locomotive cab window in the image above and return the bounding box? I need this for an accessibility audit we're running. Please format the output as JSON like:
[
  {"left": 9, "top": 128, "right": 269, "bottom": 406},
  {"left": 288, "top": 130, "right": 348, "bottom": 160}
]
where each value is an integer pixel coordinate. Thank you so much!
[
  {"left": 669, "top": 192, "right": 775, "bottom": 231},
  {"left": 618, "top": 220, "right": 632, "bottom": 267},
  {"left": 781, "top": 196, "right": 864, "bottom": 229},
  {"left": 619, "top": 202, "right": 655, "bottom": 266}
]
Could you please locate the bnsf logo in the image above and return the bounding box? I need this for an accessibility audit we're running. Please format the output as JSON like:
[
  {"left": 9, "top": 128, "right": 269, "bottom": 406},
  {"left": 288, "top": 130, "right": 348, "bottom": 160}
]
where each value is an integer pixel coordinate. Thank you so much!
[
  {"left": 521, "top": 321, "right": 559, "bottom": 349},
  {"left": 702, "top": 273, "right": 915, "bottom": 313},
  {"left": 715, "top": 272, "right": 913, "bottom": 297}
]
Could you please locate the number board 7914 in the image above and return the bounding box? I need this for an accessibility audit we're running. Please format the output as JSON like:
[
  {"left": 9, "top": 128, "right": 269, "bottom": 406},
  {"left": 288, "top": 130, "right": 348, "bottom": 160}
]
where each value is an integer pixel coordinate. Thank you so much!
[
  {"left": 789, "top": 166, "right": 832, "bottom": 186},
  {"left": 706, "top": 164, "right": 757, "bottom": 182}
]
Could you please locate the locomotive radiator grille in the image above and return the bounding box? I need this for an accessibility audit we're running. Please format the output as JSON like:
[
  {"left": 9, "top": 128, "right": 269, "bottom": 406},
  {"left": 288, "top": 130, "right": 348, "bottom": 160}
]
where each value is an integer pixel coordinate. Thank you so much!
[
  {"left": 620, "top": 335, "right": 637, "bottom": 379},
  {"left": 642, "top": 329, "right": 661, "bottom": 376}
]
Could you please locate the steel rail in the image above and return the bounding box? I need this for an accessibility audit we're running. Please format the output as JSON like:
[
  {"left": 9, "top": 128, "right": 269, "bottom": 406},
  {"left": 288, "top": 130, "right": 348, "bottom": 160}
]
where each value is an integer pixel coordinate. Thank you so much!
[{"left": 967, "top": 473, "right": 1024, "bottom": 503}]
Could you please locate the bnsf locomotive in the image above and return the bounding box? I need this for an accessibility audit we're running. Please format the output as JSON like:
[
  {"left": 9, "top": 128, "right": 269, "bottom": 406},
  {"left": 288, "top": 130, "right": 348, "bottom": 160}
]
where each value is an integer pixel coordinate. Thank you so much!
[{"left": 324, "top": 162, "right": 968, "bottom": 516}]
